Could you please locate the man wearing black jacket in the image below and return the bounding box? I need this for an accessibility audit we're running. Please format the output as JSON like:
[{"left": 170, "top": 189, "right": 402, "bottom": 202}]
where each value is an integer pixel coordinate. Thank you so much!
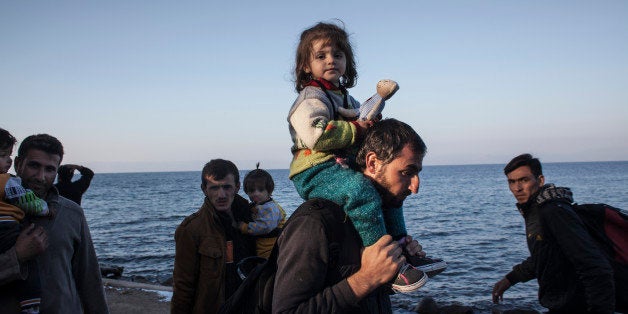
[
  {"left": 492, "top": 153, "right": 620, "bottom": 313},
  {"left": 273, "top": 119, "right": 428, "bottom": 313},
  {"left": 55, "top": 164, "right": 94, "bottom": 205}
]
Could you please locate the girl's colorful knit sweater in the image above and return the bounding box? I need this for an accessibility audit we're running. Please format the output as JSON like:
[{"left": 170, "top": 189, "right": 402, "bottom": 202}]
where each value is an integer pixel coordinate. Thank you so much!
[{"left": 287, "top": 80, "right": 364, "bottom": 178}]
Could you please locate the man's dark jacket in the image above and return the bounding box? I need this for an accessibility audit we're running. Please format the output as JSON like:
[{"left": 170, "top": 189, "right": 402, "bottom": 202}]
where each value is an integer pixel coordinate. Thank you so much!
[
  {"left": 506, "top": 184, "right": 615, "bottom": 313},
  {"left": 273, "top": 198, "right": 393, "bottom": 313}
]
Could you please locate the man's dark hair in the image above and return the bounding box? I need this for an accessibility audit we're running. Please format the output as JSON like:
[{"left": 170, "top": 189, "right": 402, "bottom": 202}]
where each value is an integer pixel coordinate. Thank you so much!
[
  {"left": 0, "top": 128, "right": 17, "bottom": 150},
  {"left": 17, "top": 134, "right": 64, "bottom": 162},
  {"left": 504, "top": 153, "right": 543, "bottom": 177},
  {"left": 243, "top": 163, "right": 275, "bottom": 195},
  {"left": 57, "top": 165, "right": 74, "bottom": 182},
  {"left": 356, "top": 118, "right": 427, "bottom": 170},
  {"left": 201, "top": 159, "right": 240, "bottom": 189}
]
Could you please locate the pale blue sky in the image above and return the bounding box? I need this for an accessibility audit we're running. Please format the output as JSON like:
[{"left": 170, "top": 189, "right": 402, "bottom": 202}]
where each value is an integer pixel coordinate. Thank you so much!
[{"left": 2, "top": 1, "right": 627, "bottom": 173}]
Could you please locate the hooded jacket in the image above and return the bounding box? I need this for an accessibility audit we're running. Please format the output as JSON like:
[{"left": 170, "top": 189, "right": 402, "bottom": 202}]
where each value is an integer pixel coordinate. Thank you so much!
[{"left": 506, "top": 184, "right": 615, "bottom": 313}]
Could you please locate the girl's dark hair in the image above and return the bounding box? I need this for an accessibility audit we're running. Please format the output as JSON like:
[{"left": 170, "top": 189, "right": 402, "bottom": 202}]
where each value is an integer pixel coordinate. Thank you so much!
[
  {"left": 243, "top": 163, "right": 275, "bottom": 194},
  {"left": 294, "top": 21, "right": 357, "bottom": 92},
  {"left": 0, "top": 128, "right": 17, "bottom": 150}
]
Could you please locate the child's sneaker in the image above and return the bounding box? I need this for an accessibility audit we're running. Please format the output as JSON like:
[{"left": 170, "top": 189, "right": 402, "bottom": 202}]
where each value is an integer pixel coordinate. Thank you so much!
[
  {"left": 406, "top": 255, "right": 447, "bottom": 278},
  {"left": 390, "top": 263, "right": 428, "bottom": 293},
  {"left": 359, "top": 79, "right": 399, "bottom": 121}
]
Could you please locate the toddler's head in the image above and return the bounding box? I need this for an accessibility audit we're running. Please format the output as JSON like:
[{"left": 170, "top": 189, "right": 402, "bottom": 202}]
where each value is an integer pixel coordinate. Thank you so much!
[
  {"left": 243, "top": 164, "right": 275, "bottom": 205},
  {"left": 294, "top": 21, "right": 357, "bottom": 92},
  {"left": 0, "top": 128, "right": 17, "bottom": 173}
]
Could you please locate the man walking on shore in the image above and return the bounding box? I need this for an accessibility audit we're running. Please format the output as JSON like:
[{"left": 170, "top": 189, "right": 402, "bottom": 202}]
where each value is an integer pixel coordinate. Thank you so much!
[
  {"left": 492, "top": 153, "right": 626, "bottom": 313},
  {"left": 171, "top": 159, "right": 255, "bottom": 314}
]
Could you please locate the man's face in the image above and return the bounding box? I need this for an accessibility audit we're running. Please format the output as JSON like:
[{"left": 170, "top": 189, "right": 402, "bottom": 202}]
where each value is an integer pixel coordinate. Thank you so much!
[
  {"left": 0, "top": 147, "right": 13, "bottom": 173},
  {"left": 506, "top": 165, "right": 545, "bottom": 204},
  {"left": 202, "top": 173, "right": 239, "bottom": 212},
  {"left": 366, "top": 144, "right": 423, "bottom": 209},
  {"left": 14, "top": 149, "right": 61, "bottom": 198}
]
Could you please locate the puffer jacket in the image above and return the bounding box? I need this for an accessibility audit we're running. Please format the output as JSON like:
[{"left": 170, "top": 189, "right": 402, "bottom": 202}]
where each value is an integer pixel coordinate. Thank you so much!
[{"left": 507, "top": 184, "right": 615, "bottom": 313}]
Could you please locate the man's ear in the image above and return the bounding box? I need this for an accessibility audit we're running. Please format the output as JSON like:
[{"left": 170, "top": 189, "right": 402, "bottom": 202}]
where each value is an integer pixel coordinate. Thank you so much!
[
  {"left": 364, "top": 151, "right": 380, "bottom": 175},
  {"left": 538, "top": 174, "right": 545, "bottom": 186},
  {"left": 13, "top": 156, "right": 22, "bottom": 173}
]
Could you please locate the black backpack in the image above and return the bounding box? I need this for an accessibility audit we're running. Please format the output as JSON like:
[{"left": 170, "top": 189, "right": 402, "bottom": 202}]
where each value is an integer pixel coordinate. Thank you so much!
[
  {"left": 558, "top": 202, "right": 628, "bottom": 265},
  {"left": 219, "top": 198, "right": 345, "bottom": 314}
]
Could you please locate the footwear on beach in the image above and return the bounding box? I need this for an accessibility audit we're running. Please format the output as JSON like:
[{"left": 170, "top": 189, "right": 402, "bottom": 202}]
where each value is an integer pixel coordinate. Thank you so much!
[
  {"left": 359, "top": 79, "right": 399, "bottom": 121},
  {"left": 406, "top": 255, "right": 447, "bottom": 278},
  {"left": 390, "top": 263, "right": 428, "bottom": 293}
]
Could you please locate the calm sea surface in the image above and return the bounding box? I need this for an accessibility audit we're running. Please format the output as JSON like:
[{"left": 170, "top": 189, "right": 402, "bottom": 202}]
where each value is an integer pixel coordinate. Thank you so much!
[{"left": 82, "top": 161, "right": 628, "bottom": 313}]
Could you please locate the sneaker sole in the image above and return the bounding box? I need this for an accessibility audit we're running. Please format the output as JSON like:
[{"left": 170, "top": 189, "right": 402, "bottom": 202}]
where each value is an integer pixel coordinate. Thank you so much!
[
  {"left": 391, "top": 271, "right": 428, "bottom": 293},
  {"left": 416, "top": 261, "right": 447, "bottom": 278},
  {"left": 416, "top": 261, "right": 447, "bottom": 273}
]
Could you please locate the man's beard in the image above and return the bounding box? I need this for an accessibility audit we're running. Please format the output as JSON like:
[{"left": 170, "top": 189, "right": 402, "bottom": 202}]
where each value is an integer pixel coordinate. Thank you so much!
[{"left": 372, "top": 174, "right": 406, "bottom": 209}]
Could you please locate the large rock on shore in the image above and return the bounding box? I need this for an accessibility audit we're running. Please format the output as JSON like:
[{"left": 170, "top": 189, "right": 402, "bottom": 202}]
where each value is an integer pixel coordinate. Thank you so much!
[{"left": 414, "top": 297, "right": 541, "bottom": 314}]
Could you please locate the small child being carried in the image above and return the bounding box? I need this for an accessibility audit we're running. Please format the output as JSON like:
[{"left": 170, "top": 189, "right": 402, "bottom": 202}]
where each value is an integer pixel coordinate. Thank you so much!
[
  {"left": 0, "top": 128, "right": 50, "bottom": 314},
  {"left": 236, "top": 164, "right": 286, "bottom": 259},
  {"left": 287, "top": 22, "right": 446, "bottom": 293}
]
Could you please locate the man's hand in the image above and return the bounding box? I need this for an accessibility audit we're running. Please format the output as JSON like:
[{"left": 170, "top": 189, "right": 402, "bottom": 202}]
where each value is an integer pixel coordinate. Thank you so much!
[
  {"left": 492, "top": 277, "right": 511, "bottom": 304},
  {"left": 15, "top": 224, "right": 48, "bottom": 263},
  {"left": 347, "top": 235, "right": 403, "bottom": 298}
]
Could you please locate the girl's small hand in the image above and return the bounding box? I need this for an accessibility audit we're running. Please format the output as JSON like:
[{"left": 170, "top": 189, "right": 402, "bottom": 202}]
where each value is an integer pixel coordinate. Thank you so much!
[{"left": 355, "top": 120, "right": 374, "bottom": 131}]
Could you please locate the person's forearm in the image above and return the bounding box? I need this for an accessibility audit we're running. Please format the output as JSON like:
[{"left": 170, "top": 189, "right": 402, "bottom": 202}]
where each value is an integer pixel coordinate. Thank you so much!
[{"left": 346, "top": 271, "right": 378, "bottom": 299}]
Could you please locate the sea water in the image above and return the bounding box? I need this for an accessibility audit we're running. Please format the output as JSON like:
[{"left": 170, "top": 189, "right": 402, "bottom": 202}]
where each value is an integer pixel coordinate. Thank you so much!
[{"left": 83, "top": 161, "right": 628, "bottom": 313}]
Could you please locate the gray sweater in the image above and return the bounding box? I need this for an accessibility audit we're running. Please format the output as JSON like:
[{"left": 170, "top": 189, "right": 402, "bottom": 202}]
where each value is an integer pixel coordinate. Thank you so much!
[{"left": 0, "top": 188, "right": 108, "bottom": 313}]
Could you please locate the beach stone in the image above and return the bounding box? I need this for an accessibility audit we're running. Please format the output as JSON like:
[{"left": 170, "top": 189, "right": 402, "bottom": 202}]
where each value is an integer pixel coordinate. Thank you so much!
[
  {"left": 160, "top": 276, "right": 173, "bottom": 286},
  {"left": 414, "top": 297, "right": 474, "bottom": 314},
  {"left": 130, "top": 275, "right": 152, "bottom": 284},
  {"left": 492, "top": 307, "right": 540, "bottom": 314},
  {"left": 415, "top": 296, "right": 439, "bottom": 314},
  {"left": 439, "top": 304, "right": 474, "bottom": 314},
  {"left": 100, "top": 264, "right": 124, "bottom": 279}
]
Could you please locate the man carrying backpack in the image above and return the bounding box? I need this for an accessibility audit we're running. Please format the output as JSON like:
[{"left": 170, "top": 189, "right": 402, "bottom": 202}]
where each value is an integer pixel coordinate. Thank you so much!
[
  {"left": 492, "top": 153, "right": 627, "bottom": 313},
  {"left": 272, "top": 119, "right": 429, "bottom": 313}
]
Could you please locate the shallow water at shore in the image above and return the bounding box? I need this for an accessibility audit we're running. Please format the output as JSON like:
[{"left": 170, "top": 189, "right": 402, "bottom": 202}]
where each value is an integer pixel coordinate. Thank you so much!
[{"left": 83, "top": 161, "right": 628, "bottom": 312}]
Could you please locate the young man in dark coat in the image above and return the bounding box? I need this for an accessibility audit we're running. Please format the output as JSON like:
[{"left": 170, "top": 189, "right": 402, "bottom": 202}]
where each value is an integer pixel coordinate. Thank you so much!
[
  {"left": 171, "top": 159, "right": 255, "bottom": 314},
  {"left": 492, "top": 153, "right": 626, "bottom": 313}
]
